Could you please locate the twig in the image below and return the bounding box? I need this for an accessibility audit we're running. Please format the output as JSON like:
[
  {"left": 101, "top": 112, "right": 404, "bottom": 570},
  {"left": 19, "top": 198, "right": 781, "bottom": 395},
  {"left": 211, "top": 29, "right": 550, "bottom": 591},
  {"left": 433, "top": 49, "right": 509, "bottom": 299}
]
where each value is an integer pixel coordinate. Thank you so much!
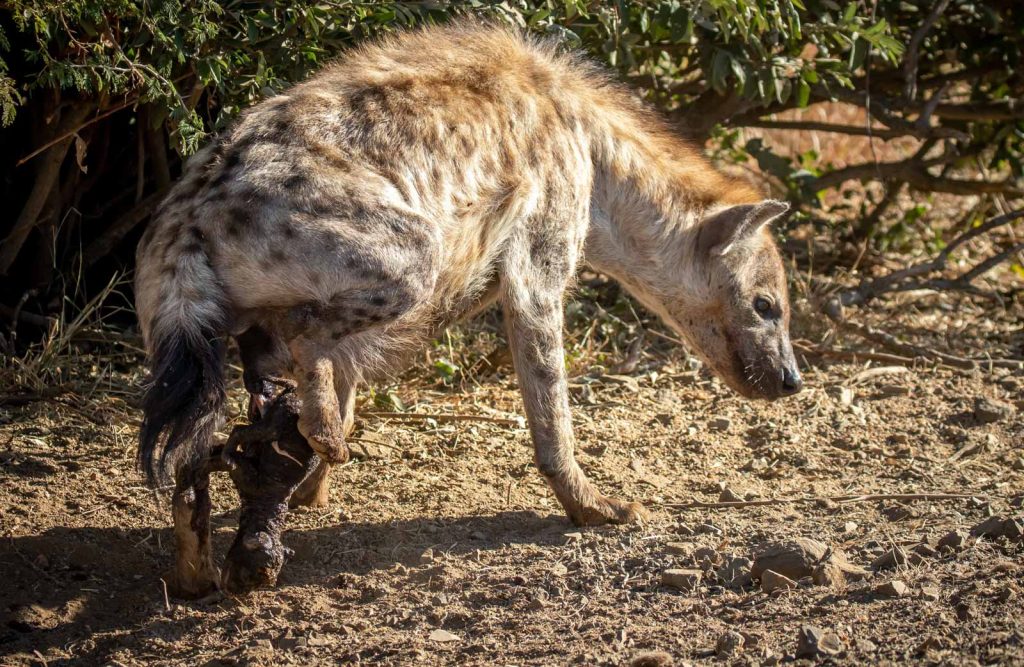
[
  {"left": 902, "top": 0, "right": 951, "bottom": 102},
  {"left": 361, "top": 411, "right": 523, "bottom": 427},
  {"left": 793, "top": 341, "right": 926, "bottom": 368},
  {"left": 667, "top": 492, "right": 990, "bottom": 510},
  {"left": 838, "top": 320, "right": 977, "bottom": 369},
  {"left": 830, "top": 209, "right": 1024, "bottom": 309}
]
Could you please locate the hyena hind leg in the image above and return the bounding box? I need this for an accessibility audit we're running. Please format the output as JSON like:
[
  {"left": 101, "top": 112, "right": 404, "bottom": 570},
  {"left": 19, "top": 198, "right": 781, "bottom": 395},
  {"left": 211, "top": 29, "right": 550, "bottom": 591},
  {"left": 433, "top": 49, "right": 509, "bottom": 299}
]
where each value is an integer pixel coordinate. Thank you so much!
[{"left": 166, "top": 468, "right": 220, "bottom": 598}]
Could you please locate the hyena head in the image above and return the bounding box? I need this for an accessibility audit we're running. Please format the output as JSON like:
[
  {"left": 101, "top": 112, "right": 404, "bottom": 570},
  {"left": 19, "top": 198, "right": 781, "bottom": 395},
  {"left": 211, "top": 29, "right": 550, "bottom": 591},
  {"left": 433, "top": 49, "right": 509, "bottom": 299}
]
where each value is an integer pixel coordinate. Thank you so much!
[{"left": 668, "top": 200, "right": 802, "bottom": 400}]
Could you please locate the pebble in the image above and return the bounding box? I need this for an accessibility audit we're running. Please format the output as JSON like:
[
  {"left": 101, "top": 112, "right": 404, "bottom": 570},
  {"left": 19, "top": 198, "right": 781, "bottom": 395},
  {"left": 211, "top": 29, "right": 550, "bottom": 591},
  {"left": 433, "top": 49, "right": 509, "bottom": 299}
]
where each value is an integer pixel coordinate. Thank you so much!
[
  {"left": 693, "top": 546, "right": 719, "bottom": 566},
  {"left": 718, "top": 487, "right": 744, "bottom": 503},
  {"left": 921, "top": 585, "right": 941, "bottom": 602},
  {"left": 715, "top": 630, "right": 745, "bottom": 657},
  {"left": 709, "top": 417, "right": 731, "bottom": 431},
  {"left": 796, "top": 625, "right": 843, "bottom": 658},
  {"left": 871, "top": 547, "right": 909, "bottom": 570},
  {"left": 973, "top": 397, "right": 1014, "bottom": 424},
  {"left": 665, "top": 542, "right": 692, "bottom": 557},
  {"left": 855, "top": 638, "right": 878, "bottom": 653},
  {"left": 716, "top": 556, "right": 753, "bottom": 589},
  {"left": 874, "top": 580, "right": 909, "bottom": 598},
  {"left": 911, "top": 543, "right": 937, "bottom": 558},
  {"left": 629, "top": 651, "right": 673, "bottom": 667},
  {"left": 972, "top": 516, "right": 1023, "bottom": 541},
  {"left": 937, "top": 529, "right": 969, "bottom": 551},
  {"left": 761, "top": 569, "right": 798, "bottom": 593},
  {"left": 428, "top": 629, "right": 461, "bottom": 643},
  {"left": 662, "top": 569, "right": 702, "bottom": 591}
]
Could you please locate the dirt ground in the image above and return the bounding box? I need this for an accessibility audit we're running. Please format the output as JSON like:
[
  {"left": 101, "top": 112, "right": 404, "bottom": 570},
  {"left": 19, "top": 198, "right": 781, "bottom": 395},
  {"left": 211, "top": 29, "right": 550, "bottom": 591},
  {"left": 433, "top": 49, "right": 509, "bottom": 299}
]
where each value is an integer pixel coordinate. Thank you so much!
[{"left": 1, "top": 284, "right": 1022, "bottom": 665}]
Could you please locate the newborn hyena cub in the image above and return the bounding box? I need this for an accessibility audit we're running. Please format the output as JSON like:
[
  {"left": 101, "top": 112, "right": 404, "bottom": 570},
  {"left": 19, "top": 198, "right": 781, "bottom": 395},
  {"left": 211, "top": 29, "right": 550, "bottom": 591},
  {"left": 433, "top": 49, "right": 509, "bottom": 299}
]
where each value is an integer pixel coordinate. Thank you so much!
[
  {"left": 220, "top": 389, "right": 318, "bottom": 594},
  {"left": 136, "top": 24, "right": 803, "bottom": 596}
]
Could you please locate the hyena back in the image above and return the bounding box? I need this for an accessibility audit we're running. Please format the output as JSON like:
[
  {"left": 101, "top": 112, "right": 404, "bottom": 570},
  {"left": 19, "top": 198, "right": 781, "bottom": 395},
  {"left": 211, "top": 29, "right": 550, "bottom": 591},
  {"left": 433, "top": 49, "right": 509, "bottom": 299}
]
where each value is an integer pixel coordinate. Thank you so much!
[{"left": 136, "top": 23, "right": 801, "bottom": 594}]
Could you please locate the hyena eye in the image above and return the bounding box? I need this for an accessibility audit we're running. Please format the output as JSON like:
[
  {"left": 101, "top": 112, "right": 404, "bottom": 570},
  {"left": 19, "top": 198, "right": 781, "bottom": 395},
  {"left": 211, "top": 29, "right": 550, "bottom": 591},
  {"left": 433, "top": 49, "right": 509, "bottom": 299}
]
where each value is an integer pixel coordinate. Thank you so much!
[{"left": 753, "top": 296, "right": 774, "bottom": 316}]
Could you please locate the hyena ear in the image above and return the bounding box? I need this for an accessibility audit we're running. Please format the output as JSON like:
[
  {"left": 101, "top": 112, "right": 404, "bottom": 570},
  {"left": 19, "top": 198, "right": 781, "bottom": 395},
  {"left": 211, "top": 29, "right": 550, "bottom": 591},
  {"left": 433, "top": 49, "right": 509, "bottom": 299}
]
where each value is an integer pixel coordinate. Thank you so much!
[{"left": 700, "top": 199, "right": 790, "bottom": 257}]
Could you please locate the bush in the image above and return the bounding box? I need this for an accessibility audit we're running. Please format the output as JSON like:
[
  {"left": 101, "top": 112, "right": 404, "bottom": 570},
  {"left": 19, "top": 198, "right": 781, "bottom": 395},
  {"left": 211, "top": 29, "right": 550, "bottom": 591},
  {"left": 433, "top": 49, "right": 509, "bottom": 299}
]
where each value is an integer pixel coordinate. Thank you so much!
[{"left": 0, "top": 1, "right": 1021, "bottom": 318}]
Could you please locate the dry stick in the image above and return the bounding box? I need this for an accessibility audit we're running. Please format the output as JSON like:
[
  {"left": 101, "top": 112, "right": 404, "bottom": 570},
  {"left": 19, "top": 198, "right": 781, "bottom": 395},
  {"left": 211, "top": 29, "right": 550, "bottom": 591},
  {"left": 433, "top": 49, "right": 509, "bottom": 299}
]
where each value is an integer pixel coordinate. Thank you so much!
[
  {"left": 361, "top": 411, "right": 522, "bottom": 427},
  {"left": 833, "top": 208, "right": 1024, "bottom": 309},
  {"left": 839, "top": 320, "right": 977, "bottom": 369},
  {"left": 668, "top": 492, "right": 989, "bottom": 510},
  {"left": 793, "top": 341, "right": 926, "bottom": 368}
]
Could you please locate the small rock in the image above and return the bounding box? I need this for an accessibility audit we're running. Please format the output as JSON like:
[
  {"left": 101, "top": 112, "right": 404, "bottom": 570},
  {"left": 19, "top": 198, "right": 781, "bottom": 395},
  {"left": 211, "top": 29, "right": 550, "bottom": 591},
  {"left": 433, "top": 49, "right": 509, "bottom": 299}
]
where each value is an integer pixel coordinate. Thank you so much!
[
  {"left": 709, "top": 417, "right": 731, "bottom": 431},
  {"left": 871, "top": 547, "right": 909, "bottom": 570},
  {"left": 855, "top": 638, "right": 878, "bottom": 653},
  {"left": 973, "top": 397, "right": 1014, "bottom": 424},
  {"left": 911, "top": 543, "right": 937, "bottom": 558},
  {"left": 549, "top": 562, "right": 568, "bottom": 577},
  {"left": 761, "top": 569, "right": 798, "bottom": 593},
  {"left": 843, "top": 521, "right": 858, "bottom": 534},
  {"left": 470, "top": 530, "right": 487, "bottom": 541},
  {"left": 875, "top": 580, "right": 909, "bottom": 598},
  {"left": 718, "top": 487, "right": 745, "bottom": 503},
  {"left": 629, "top": 651, "right": 673, "bottom": 667},
  {"left": 752, "top": 538, "right": 867, "bottom": 582},
  {"left": 665, "top": 542, "right": 692, "bottom": 557},
  {"left": 564, "top": 531, "right": 583, "bottom": 542},
  {"left": 418, "top": 548, "right": 435, "bottom": 565},
  {"left": 881, "top": 504, "right": 915, "bottom": 522},
  {"left": 716, "top": 556, "right": 753, "bottom": 589},
  {"left": 796, "top": 625, "right": 843, "bottom": 658},
  {"left": 995, "top": 587, "right": 1016, "bottom": 604},
  {"left": 972, "top": 516, "right": 1023, "bottom": 541},
  {"left": 693, "top": 546, "right": 720, "bottom": 566},
  {"left": 920, "top": 585, "right": 940, "bottom": 602},
  {"left": 716, "top": 630, "right": 745, "bottom": 657},
  {"left": 937, "top": 529, "right": 969, "bottom": 551},
  {"left": 662, "top": 569, "right": 702, "bottom": 591},
  {"left": 428, "top": 629, "right": 461, "bottom": 643}
]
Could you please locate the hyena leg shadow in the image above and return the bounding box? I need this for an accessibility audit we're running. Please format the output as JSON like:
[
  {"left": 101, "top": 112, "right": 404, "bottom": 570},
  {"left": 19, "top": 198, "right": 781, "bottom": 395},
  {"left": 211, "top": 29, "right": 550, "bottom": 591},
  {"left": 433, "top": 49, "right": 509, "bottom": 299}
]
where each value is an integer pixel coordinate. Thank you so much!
[{"left": 502, "top": 244, "right": 648, "bottom": 526}]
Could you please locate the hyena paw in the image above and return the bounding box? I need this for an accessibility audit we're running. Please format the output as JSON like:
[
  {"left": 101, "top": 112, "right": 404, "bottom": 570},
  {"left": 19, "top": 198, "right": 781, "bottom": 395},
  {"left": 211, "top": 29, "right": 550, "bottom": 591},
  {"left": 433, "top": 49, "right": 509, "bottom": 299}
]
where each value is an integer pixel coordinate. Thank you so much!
[
  {"left": 297, "top": 419, "right": 349, "bottom": 464},
  {"left": 570, "top": 496, "right": 649, "bottom": 527},
  {"left": 163, "top": 565, "right": 220, "bottom": 600}
]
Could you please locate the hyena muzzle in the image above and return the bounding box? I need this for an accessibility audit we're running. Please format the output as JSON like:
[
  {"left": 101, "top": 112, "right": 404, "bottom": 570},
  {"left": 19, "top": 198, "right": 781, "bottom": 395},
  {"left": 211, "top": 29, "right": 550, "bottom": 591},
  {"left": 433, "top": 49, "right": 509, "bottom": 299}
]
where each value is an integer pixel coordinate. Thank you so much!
[{"left": 135, "top": 23, "right": 802, "bottom": 597}]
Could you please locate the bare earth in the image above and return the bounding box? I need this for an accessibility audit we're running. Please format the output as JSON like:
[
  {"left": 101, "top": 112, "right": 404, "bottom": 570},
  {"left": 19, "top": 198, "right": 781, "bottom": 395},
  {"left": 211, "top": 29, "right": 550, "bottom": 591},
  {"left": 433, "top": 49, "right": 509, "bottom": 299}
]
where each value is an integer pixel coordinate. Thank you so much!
[{"left": 1, "top": 293, "right": 1022, "bottom": 666}]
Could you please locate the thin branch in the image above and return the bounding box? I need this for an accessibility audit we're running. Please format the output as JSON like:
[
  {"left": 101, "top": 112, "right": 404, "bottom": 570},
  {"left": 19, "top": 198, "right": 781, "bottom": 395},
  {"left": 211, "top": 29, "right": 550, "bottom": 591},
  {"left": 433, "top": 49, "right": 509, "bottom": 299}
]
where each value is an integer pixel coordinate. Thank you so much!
[
  {"left": 741, "top": 119, "right": 907, "bottom": 139},
  {"left": 902, "top": 0, "right": 952, "bottom": 102},
  {"left": 832, "top": 209, "right": 1024, "bottom": 308}
]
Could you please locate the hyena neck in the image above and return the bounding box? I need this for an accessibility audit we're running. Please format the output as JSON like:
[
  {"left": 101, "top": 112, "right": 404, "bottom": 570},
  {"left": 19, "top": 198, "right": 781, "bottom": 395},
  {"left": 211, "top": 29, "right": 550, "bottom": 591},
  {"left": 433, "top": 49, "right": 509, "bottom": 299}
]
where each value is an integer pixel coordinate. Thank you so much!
[{"left": 584, "top": 111, "right": 760, "bottom": 312}]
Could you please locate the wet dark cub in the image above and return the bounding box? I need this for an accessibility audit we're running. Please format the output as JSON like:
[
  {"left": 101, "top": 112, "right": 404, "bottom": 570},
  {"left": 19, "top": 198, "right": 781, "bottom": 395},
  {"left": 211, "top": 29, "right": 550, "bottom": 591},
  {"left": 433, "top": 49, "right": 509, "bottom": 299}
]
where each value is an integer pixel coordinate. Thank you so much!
[{"left": 221, "top": 390, "right": 318, "bottom": 594}]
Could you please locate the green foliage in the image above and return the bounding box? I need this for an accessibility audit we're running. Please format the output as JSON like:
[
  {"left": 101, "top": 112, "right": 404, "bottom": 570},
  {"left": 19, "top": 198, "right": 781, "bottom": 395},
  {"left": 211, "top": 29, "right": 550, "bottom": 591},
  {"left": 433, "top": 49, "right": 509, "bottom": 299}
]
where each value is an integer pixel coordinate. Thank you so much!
[{"left": 0, "top": 0, "right": 905, "bottom": 153}]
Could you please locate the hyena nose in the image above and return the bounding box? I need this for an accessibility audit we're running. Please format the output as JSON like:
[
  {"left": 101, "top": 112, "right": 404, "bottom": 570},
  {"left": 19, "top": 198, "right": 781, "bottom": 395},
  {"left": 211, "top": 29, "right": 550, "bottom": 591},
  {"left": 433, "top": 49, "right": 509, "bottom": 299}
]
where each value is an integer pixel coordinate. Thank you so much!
[{"left": 780, "top": 367, "right": 803, "bottom": 395}]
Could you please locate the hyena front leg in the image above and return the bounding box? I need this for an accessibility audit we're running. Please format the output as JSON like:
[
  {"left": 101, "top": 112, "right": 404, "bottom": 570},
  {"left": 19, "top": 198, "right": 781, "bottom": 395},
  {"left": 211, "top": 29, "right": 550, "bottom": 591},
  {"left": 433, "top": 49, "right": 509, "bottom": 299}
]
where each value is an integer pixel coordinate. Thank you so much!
[
  {"left": 167, "top": 468, "right": 220, "bottom": 598},
  {"left": 502, "top": 264, "right": 648, "bottom": 526},
  {"left": 289, "top": 336, "right": 350, "bottom": 466},
  {"left": 288, "top": 375, "right": 356, "bottom": 508}
]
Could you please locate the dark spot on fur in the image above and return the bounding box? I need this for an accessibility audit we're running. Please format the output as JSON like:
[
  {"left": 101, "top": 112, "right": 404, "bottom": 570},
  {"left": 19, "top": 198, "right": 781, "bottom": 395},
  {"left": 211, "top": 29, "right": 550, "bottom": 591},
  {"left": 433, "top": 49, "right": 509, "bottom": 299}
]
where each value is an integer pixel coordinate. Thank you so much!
[
  {"left": 331, "top": 331, "right": 344, "bottom": 340},
  {"left": 183, "top": 241, "right": 203, "bottom": 255},
  {"left": 282, "top": 225, "right": 296, "bottom": 239},
  {"left": 353, "top": 308, "right": 368, "bottom": 318},
  {"left": 284, "top": 174, "right": 307, "bottom": 190},
  {"left": 306, "top": 371, "right": 317, "bottom": 382},
  {"left": 369, "top": 295, "right": 387, "bottom": 307},
  {"left": 269, "top": 249, "right": 286, "bottom": 263},
  {"left": 368, "top": 313, "right": 383, "bottom": 323}
]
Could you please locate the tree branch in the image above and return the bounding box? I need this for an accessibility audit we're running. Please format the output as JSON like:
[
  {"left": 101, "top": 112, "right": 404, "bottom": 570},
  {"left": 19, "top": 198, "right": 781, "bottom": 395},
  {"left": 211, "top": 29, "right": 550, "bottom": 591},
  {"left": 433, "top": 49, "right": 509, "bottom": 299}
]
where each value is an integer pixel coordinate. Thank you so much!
[{"left": 902, "top": 0, "right": 951, "bottom": 102}]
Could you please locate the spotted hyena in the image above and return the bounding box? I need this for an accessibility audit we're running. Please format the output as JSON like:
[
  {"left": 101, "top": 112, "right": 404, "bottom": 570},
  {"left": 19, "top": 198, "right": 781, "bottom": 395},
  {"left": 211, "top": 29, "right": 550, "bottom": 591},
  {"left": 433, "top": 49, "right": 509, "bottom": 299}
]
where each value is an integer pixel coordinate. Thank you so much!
[{"left": 136, "top": 23, "right": 802, "bottom": 597}]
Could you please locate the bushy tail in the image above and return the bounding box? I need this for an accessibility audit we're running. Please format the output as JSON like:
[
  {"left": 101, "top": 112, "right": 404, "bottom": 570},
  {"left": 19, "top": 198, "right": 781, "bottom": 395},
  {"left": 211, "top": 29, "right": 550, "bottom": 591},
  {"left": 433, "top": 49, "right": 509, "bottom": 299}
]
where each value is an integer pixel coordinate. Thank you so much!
[{"left": 136, "top": 235, "right": 227, "bottom": 487}]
